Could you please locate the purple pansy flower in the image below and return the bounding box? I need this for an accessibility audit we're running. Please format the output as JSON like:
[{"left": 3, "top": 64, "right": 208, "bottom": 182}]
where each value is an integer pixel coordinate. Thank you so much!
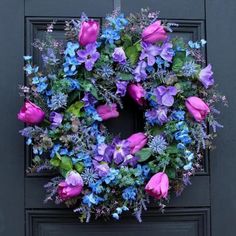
[
  {"left": 112, "top": 47, "right": 127, "bottom": 64},
  {"left": 145, "top": 107, "right": 168, "bottom": 126},
  {"left": 133, "top": 61, "right": 147, "bottom": 82},
  {"left": 116, "top": 80, "right": 128, "bottom": 97},
  {"left": 113, "top": 138, "right": 130, "bottom": 165},
  {"left": 77, "top": 43, "right": 100, "bottom": 71},
  {"left": 199, "top": 64, "right": 214, "bottom": 89},
  {"left": 49, "top": 112, "right": 63, "bottom": 128},
  {"left": 140, "top": 42, "right": 161, "bottom": 66},
  {"left": 155, "top": 86, "right": 177, "bottom": 107},
  {"left": 159, "top": 42, "right": 174, "bottom": 62}
]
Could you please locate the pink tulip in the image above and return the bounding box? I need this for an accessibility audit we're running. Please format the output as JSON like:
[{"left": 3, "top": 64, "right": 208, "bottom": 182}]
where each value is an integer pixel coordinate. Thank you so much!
[
  {"left": 145, "top": 172, "right": 169, "bottom": 200},
  {"left": 127, "top": 132, "right": 148, "bottom": 154},
  {"left": 17, "top": 100, "right": 45, "bottom": 125},
  {"left": 96, "top": 103, "right": 119, "bottom": 121},
  {"left": 142, "top": 20, "right": 167, "bottom": 44},
  {"left": 185, "top": 96, "right": 210, "bottom": 122},
  {"left": 78, "top": 20, "right": 100, "bottom": 46},
  {"left": 127, "top": 83, "right": 146, "bottom": 106},
  {"left": 58, "top": 171, "right": 83, "bottom": 201}
]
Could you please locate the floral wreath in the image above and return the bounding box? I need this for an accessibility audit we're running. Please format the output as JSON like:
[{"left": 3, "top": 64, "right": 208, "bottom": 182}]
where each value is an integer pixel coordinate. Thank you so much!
[{"left": 18, "top": 9, "right": 227, "bottom": 222}]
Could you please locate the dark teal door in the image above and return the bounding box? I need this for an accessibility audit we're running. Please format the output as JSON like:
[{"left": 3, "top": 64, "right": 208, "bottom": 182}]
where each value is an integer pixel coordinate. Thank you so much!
[{"left": 0, "top": 0, "right": 235, "bottom": 235}]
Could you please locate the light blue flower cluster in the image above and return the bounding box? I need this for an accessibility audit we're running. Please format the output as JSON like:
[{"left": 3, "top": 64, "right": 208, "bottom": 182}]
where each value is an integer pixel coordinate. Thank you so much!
[
  {"left": 174, "top": 121, "right": 192, "bottom": 145},
  {"left": 122, "top": 186, "right": 137, "bottom": 200},
  {"left": 101, "top": 14, "right": 128, "bottom": 44},
  {"left": 32, "top": 76, "right": 48, "bottom": 93},
  {"left": 63, "top": 42, "right": 80, "bottom": 76}
]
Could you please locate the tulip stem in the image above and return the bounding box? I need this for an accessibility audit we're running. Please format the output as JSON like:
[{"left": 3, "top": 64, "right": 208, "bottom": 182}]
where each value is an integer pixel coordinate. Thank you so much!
[
  {"left": 134, "top": 39, "right": 142, "bottom": 45},
  {"left": 162, "top": 166, "right": 166, "bottom": 173}
]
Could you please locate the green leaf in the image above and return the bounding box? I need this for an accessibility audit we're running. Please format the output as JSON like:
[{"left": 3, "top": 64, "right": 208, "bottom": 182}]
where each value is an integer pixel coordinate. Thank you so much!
[
  {"left": 50, "top": 158, "right": 61, "bottom": 167},
  {"left": 117, "top": 72, "right": 133, "bottom": 81},
  {"left": 137, "top": 148, "right": 152, "bottom": 162},
  {"left": 66, "top": 101, "right": 84, "bottom": 117},
  {"left": 150, "top": 126, "right": 164, "bottom": 136},
  {"left": 60, "top": 156, "right": 73, "bottom": 171},
  {"left": 125, "top": 44, "right": 140, "bottom": 65},
  {"left": 166, "top": 145, "right": 179, "bottom": 154},
  {"left": 122, "top": 34, "right": 133, "bottom": 49},
  {"left": 166, "top": 168, "right": 176, "bottom": 179},
  {"left": 74, "top": 162, "right": 84, "bottom": 173},
  {"left": 172, "top": 51, "right": 186, "bottom": 73}
]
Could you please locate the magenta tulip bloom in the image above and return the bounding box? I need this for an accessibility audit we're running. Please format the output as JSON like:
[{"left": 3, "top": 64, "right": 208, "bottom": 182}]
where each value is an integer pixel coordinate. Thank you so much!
[
  {"left": 78, "top": 20, "right": 100, "bottom": 46},
  {"left": 127, "top": 83, "right": 146, "bottom": 106},
  {"left": 96, "top": 103, "right": 119, "bottom": 121},
  {"left": 58, "top": 171, "right": 83, "bottom": 201},
  {"left": 142, "top": 20, "right": 167, "bottom": 43},
  {"left": 145, "top": 172, "right": 169, "bottom": 200},
  {"left": 199, "top": 64, "right": 215, "bottom": 89},
  {"left": 17, "top": 100, "right": 45, "bottom": 125},
  {"left": 127, "top": 132, "right": 148, "bottom": 154},
  {"left": 185, "top": 96, "right": 210, "bottom": 122}
]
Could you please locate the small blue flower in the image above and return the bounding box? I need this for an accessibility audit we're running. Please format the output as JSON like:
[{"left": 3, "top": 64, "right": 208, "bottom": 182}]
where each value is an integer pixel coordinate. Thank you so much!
[
  {"left": 184, "top": 162, "right": 192, "bottom": 171},
  {"left": 112, "top": 213, "right": 119, "bottom": 220},
  {"left": 182, "top": 61, "right": 197, "bottom": 77},
  {"left": 103, "top": 168, "right": 119, "bottom": 184},
  {"left": 82, "top": 193, "right": 103, "bottom": 207},
  {"left": 85, "top": 105, "right": 102, "bottom": 121},
  {"left": 149, "top": 135, "right": 168, "bottom": 154},
  {"left": 48, "top": 93, "right": 68, "bottom": 110},
  {"left": 64, "top": 42, "right": 79, "bottom": 57},
  {"left": 89, "top": 180, "right": 104, "bottom": 194},
  {"left": 122, "top": 186, "right": 137, "bottom": 201},
  {"left": 50, "top": 144, "right": 61, "bottom": 158},
  {"left": 177, "top": 143, "right": 186, "bottom": 150},
  {"left": 101, "top": 28, "right": 120, "bottom": 44},
  {"left": 23, "top": 55, "right": 32, "bottom": 61},
  {"left": 172, "top": 110, "right": 185, "bottom": 121}
]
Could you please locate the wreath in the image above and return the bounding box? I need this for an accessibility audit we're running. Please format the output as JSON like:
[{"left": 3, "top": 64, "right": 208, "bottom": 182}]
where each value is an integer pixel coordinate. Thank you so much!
[{"left": 18, "top": 9, "right": 227, "bottom": 222}]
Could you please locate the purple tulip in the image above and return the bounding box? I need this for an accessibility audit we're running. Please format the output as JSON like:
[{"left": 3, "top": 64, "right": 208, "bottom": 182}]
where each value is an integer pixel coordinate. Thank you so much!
[
  {"left": 185, "top": 96, "right": 210, "bottom": 122},
  {"left": 17, "top": 100, "right": 45, "bottom": 125},
  {"left": 199, "top": 64, "right": 215, "bottom": 89},
  {"left": 112, "top": 47, "right": 127, "bottom": 64},
  {"left": 49, "top": 112, "right": 63, "bottom": 128},
  {"left": 78, "top": 20, "right": 100, "bottom": 46},
  {"left": 127, "top": 83, "right": 146, "bottom": 106},
  {"left": 127, "top": 132, "right": 148, "bottom": 154},
  {"left": 58, "top": 171, "right": 84, "bottom": 201},
  {"left": 145, "top": 172, "right": 169, "bottom": 200},
  {"left": 142, "top": 20, "right": 167, "bottom": 44},
  {"left": 96, "top": 103, "right": 119, "bottom": 121}
]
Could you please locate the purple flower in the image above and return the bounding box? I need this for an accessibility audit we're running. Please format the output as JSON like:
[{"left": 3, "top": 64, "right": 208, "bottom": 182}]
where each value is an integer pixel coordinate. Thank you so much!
[
  {"left": 133, "top": 61, "right": 147, "bottom": 82},
  {"left": 140, "top": 42, "right": 161, "bottom": 66},
  {"left": 116, "top": 80, "right": 128, "bottom": 97},
  {"left": 93, "top": 160, "right": 110, "bottom": 177},
  {"left": 49, "top": 112, "right": 63, "bottom": 128},
  {"left": 122, "top": 154, "right": 138, "bottom": 167},
  {"left": 112, "top": 47, "right": 126, "bottom": 64},
  {"left": 155, "top": 86, "right": 177, "bottom": 107},
  {"left": 159, "top": 42, "right": 174, "bottom": 62},
  {"left": 199, "top": 64, "right": 215, "bottom": 89},
  {"left": 113, "top": 138, "right": 130, "bottom": 165},
  {"left": 82, "top": 92, "right": 97, "bottom": 107},
  {"left": 145, "top": 107, "right": 168, "bottom": 126},
  {"left": 77, "top": 43, "right": 100, "bottom": 71}
]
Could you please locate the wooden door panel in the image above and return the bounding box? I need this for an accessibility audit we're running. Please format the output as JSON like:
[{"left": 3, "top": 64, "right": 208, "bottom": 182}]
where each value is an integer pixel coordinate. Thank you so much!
[{"left": 26, "top": 209, "right": 209, "bottom": 236}]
